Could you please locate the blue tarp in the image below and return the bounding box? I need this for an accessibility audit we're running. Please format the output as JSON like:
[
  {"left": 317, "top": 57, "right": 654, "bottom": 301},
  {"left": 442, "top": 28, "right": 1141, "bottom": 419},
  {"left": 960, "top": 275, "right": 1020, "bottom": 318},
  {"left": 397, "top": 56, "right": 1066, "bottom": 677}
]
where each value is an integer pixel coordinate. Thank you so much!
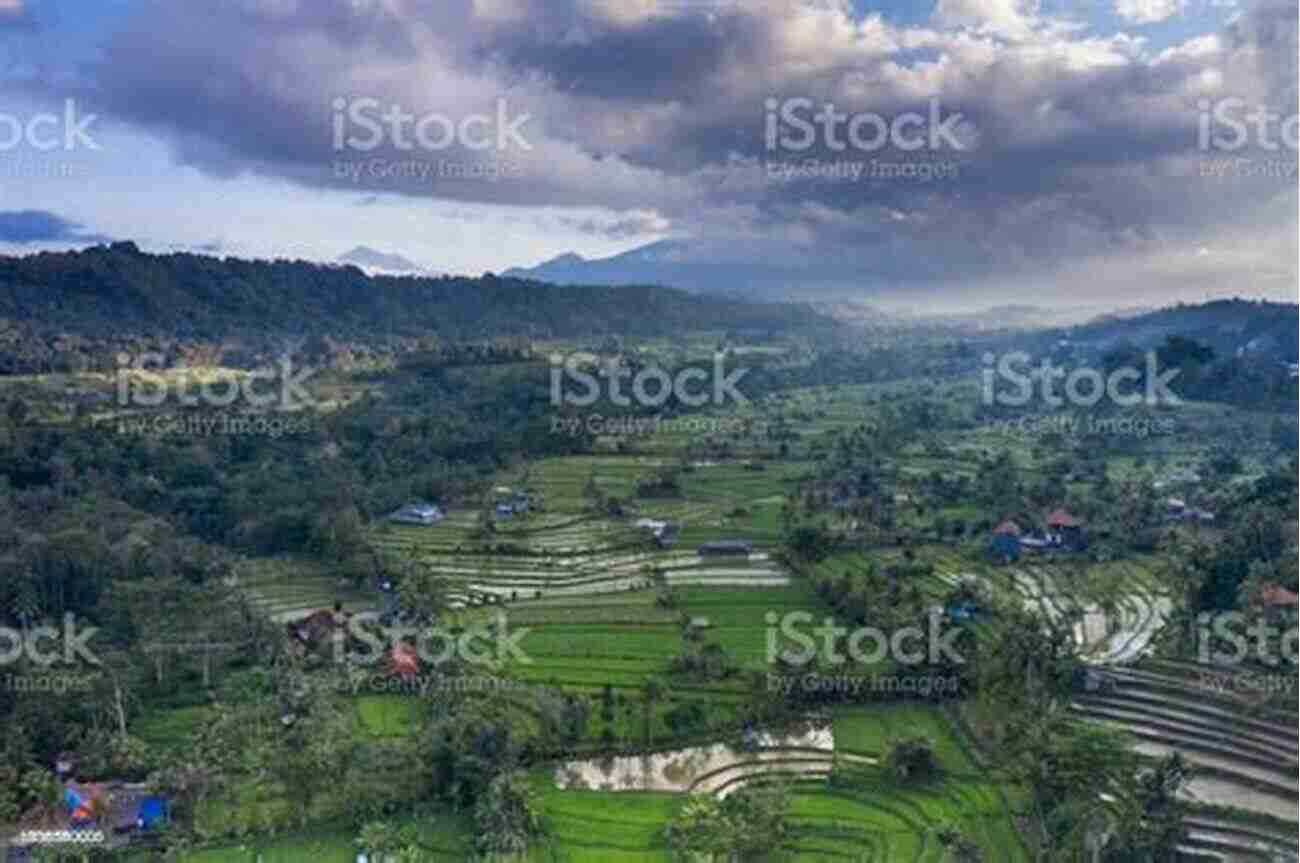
[{"left": 137, "top": 797, "right": 167, "bottom": 829}]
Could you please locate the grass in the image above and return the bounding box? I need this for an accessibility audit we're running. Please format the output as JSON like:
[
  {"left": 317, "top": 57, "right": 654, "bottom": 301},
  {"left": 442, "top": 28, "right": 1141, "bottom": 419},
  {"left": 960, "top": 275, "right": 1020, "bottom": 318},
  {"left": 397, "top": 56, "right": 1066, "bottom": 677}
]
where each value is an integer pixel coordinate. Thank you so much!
[
  {"left": 832, "top": 704, "right": 971, "bottom": 766},
  {"left": 354, "top": 694, "right": 423, "bottom": 738}
]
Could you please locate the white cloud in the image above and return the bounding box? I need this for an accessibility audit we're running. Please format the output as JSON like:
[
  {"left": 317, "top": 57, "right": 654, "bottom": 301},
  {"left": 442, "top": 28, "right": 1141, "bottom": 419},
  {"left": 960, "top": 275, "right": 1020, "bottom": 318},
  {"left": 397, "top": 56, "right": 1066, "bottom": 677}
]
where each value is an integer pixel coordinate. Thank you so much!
[
  {"left": 932, "top": 0, "right": 1041, "bottom": 41},
  {"left": 1116, "top": 0, "right": 1183, "bottom": 24}
]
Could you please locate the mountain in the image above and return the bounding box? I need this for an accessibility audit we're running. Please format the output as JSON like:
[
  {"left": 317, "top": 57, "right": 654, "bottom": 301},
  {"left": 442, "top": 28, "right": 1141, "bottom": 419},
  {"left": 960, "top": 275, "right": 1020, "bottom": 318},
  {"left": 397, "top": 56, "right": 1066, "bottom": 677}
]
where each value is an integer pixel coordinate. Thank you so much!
[
  {"left": 338, "top": 245, "right": 430, "bottom": 275},
  {"left": 505, "top": 241, "right": 688, "bottom": 285},
  {"left": 503, "top": 240, "right": 831, "bottom": 296},
  {"left": 0, "top": 243, "right": 834, "bottom": 373}
]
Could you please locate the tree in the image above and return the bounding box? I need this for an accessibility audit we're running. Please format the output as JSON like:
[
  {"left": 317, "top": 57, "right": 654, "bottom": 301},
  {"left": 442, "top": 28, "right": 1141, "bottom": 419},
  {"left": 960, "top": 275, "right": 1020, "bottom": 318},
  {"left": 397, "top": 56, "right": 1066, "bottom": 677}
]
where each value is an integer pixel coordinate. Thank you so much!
[
  {"left": 397, "top": 566, "right": 449, "bottom": 624},
  {"left": 1102, "top": 753, "right": 1192, "bottom": 863},
  {"left": 421, "top": 700, "right": 530, "bottom": 808},
  {"left": 473, "top": 769, "right": 546, "bottom": 858},
  {"left": 357, "top": 820, "right": 404, "bottom": 859},
  {"left": 937, "top": 824, "right": 982, "bottom": 862},
  {"left": 884, "top": 735, "right": 939, "bottom": 784},
  {"left": 1001, "top": 707, "right": 1137, "bottom": 858},
  {"left": 665, "top": 781, "right": 791, "bottom": 862},
  {"left": 784, "top": 525, "right": 832, "bottom": 563},
  {"left": 6, "top": 396, "right": 28, "bottom": 426},
  {"left": 640, "top": 678, "right": 665, "bottom": 745}
]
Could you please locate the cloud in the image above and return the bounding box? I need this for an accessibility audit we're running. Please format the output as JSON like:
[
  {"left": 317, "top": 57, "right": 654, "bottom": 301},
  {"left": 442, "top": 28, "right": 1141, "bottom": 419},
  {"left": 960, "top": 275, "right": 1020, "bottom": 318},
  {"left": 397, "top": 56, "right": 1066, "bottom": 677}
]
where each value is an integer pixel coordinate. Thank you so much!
[
  {"left": 0, "top": 210, "right": 106, "bottom": 245},
  {"left": 1116, "top": 0, "right": 1183, "bottom": 24},
  {"left": 5, "top": 0, "right": 1295, "bottom": 296},
  {"left": 558, "top": 210, "right": 672, "bottom": 239},
  {"left": 932, "top": 0, "right": 1042, "bottom": 40}
]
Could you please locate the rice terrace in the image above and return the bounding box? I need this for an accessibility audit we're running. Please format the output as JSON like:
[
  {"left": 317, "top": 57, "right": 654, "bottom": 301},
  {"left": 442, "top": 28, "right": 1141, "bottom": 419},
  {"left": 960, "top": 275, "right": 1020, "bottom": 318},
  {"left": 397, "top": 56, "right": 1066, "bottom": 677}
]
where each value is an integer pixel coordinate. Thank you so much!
[{"left": 4, "top": 288, "right": 1296, "bottom": 862}]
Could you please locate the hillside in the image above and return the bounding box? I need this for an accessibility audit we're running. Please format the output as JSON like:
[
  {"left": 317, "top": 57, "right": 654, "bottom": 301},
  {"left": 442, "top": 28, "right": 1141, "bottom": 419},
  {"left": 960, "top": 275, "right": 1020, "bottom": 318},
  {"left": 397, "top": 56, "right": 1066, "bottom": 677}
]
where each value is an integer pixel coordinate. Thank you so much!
[
  {"left": 1064, "top": 300, "right": 1299, "bottom": 364},
  {"left": 0, "top": 243, "right": 832, "bottom": 372}
]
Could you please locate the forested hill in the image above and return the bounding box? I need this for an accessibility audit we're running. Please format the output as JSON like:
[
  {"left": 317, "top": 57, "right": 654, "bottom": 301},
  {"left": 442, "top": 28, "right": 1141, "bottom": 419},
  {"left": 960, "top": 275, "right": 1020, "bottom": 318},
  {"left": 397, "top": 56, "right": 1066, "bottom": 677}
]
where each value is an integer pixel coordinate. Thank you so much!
[
  {"left": 1066, "top": 299, "right": 1298, "bottom": 363},
  {"left": 0, "top": 242, "right": 829, "bottom": 342}
]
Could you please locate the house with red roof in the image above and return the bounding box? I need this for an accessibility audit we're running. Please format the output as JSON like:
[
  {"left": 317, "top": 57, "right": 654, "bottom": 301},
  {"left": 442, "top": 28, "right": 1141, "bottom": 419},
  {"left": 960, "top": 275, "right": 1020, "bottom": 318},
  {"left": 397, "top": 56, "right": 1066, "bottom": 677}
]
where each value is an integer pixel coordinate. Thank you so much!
[
  {"left": 1258, "top": 584, "right": 1299, "bottom": 608},
  {"left": 387, "top": 642, "right": 420, "bottom": 677},
  {"left": 1044, "top": 508, "right": 1086, "bottom": 551}
]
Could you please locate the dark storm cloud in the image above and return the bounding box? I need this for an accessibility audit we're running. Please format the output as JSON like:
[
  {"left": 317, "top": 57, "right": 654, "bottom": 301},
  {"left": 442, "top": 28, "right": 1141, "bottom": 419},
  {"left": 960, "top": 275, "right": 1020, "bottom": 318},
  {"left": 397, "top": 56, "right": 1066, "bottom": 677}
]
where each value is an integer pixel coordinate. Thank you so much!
[
  {"left": 9, "top": 0, "right": 1297, "bottom": 290},
  {"left": 479, "top": 11, "right": 756, "bottom": 102},
  {"left": 0, "top": 209, "right": 105, "bottom": 244}
]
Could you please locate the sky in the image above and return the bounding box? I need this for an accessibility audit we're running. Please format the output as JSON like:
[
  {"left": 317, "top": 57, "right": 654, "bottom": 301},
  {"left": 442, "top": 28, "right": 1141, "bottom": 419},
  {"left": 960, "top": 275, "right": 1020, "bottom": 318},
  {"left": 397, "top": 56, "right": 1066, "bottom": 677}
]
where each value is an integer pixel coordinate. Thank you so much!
[{"left": 0, "top": 0, "right": 1294, "bottom": 308}]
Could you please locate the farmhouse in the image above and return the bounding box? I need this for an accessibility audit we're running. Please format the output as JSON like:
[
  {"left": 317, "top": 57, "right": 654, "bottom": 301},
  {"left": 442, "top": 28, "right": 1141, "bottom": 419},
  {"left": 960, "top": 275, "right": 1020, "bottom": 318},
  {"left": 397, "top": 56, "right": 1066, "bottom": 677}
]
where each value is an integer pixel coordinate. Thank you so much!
[
  {"left": 698, "top": 540, "right": 753, "bottom": 556},
  {"left": 635, "top": 518, "right": 679, "bottom": 547},
  {"left": 494, "top": 490, "right": 533, "bottom": 518},
  {"left": 64, "top": 782, "right": 166, "bottom": 834},
  {"left": 1164, "top": 497, "right": 1217, "bottom": 524},
  {"left": 388, "top": 501, "right": 444, "bottom": 526},
  {"left": 388, "top": 642, "right": 420, "bottom": 677},
  {"left": 9, "top": 778, "right": 168, "bottom": 856},
  {"left": 1044, "top": 508, "right": 1086, "bottom": 550},
  {"left": 1258, "top": 583, "right": 1299, "bottom": 607},
  {"left": 288, "top": 607, "right": 342, "bottom": 645}
]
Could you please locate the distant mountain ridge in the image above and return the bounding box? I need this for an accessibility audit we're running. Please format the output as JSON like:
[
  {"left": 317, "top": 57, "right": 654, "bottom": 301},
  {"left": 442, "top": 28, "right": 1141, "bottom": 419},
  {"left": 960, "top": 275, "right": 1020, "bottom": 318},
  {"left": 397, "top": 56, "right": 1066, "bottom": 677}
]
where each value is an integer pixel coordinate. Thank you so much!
[
  {"left": 338, "top": 245, "right": 431, "bottom": 275},
  {"left": 504, "top": 240, "right": 695, "bottom": 286},
  {"left": 503, "top": 239, "right": 862, "bottom": 297},
  {"left": 0, "top": 242, "right": 831, "bottom": 373}
]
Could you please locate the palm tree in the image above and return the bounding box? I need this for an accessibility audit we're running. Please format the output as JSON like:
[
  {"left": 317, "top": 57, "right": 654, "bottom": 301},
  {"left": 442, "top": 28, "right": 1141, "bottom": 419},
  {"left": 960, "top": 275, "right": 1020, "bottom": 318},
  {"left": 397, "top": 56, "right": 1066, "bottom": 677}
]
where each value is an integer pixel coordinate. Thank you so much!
[{"left": 640, "top": 678, "right": 665, "bottom": 745}]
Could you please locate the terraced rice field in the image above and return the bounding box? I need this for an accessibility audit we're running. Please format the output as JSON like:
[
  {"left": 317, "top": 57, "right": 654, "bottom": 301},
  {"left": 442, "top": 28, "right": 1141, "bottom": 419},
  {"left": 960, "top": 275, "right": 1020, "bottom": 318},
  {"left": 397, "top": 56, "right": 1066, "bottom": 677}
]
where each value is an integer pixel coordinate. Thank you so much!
[
  {"left": 553, "top": 724, "right": 843, "bottom": 795},
  {"left": 234, "top": 556, "right": 379, "bottom": 622},
  {"left": 928, "top": 555, "right": 1172, "bottom": 664},
  {"left": 926, "top": 552, "right": 1298, "bottom": 859},
  {"left": 535, "top": 703, "right": 1027, "bottom": 861},
  {"left": 367, "top": 455, "right": 801, "bottom": 608},
  {"left": 1071, "top": 661, "right": 1299, "bottom": 849},
  {"left": 497, "top": 584, "right": 827, "bottom": 697}
]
